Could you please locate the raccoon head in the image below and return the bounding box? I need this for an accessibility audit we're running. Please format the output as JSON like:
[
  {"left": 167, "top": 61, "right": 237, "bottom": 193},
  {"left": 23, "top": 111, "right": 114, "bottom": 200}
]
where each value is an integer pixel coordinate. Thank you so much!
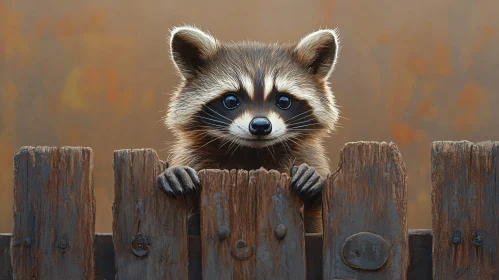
[{"left": 165, "top": 25, "right": 341, "bottom": 149}]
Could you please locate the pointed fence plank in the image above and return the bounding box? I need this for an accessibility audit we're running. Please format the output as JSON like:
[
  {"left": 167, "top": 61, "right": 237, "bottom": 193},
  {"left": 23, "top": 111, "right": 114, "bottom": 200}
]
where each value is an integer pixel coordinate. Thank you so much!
[
  {"left": 10, "top": 147, "right": 95, "bottom": 279},
  {"left": 199, "top": 168, "right": 306, "bottom": 280},
  {"left": 323, "top": 141, "right": 409, "bottom": 280},
  {"left": 431, "top": 141, "right": 499, "bottom": 280},
  {"left": 112, "top": 149, "right": 188, "bottom": 279}
]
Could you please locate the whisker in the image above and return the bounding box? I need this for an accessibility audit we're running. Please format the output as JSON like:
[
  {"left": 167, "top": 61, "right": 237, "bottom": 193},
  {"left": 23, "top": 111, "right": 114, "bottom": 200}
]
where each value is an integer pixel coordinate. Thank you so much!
[
  {"left": 203, "top": 104, "right": 233, "bottom": 122},
  {"left": 289, "top": 123, "right": 322, "bottom": 129},
  {"left": 286, "top": 137, "right": 305, "bottom": 148},
  {"left": 285, "top": 109, "right": 314, "bottom": 122},
  {"left": 286, "top": 113, "right": 316, "bottom": 125},
  {"left": 278, "top": 136, "right": 292, "bottom": 153},
  {"left": 266, "top": 146, "right": 276, "bottom": 161},
  {"left": 229, "top": 141, "right": 241, "bottom": 157},
  {"left": 197, "top": 116, "right": 230, "bottom": 125},
  {"left": 227, "top": 137, "right": 240, "bottom": 152},
  {"left": 199, "top": 108, "right": 221, "bottom": 120},
  {"left": 195, "top": 136, "right": 223, "bottom": 150},
  {"left": 287, "top": 118, "right": 317, "bottom": 126},
  {"left": 289, "top": 128, "right": 323, "bottom": 132}
]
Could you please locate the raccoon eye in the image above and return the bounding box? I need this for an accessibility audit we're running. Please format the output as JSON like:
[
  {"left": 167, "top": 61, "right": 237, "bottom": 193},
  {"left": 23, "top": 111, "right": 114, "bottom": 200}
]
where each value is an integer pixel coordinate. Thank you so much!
[
  {"left": 276, "top": 95, "right": 292, "bottom": 110},
  {"left": 223, "top": 94, "right": 240, "bottom": 109}
]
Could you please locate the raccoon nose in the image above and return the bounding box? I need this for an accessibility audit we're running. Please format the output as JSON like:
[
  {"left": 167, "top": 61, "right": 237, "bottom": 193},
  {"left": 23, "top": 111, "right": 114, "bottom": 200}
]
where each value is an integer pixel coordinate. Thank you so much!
[{"left": 249, "top": 117, "right": 272, "bottom": 136}]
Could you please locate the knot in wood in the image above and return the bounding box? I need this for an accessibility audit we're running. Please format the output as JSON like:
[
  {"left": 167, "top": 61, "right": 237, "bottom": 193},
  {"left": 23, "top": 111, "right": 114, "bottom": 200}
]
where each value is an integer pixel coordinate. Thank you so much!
[
  {"left": 131, "top": 232, "right": 150, "bottom": 258},
  {"left": 274, "top": 224, "right": 288, "bottom": 240},
  {"left": 230, "top": 239, "right": 255, "bottom": 261},
  {"left": 57, "top": 238, "right": 69, "bottom": 253},
  {"left": 235, "top": 240, "right": 247, "bottom": 249},
  {"left": 340, "top": 232, "right": 390, "bottom": 271}
]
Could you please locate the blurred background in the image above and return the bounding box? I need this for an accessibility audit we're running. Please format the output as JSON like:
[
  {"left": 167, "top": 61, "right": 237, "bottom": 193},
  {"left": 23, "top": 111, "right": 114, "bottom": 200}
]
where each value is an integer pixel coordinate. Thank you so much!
[{"left": 1, "top": 0, "right": 498, "bottom": 232}]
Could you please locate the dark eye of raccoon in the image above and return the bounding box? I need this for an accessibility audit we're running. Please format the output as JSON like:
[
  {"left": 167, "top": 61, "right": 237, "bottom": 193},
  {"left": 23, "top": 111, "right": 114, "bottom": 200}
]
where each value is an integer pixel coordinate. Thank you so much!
[
  {"left": 276, "top": 95, "right": 292, "bottom": 110},
  {"left": 223, "top": 94, "right": 240, "bottom": 109}
]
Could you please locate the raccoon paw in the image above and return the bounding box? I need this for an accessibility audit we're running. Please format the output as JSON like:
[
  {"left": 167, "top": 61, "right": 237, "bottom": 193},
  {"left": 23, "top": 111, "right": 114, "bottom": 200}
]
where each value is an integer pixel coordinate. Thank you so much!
[
  {"left": 157, "top": 166, "right": 201, "bottom": 197},
  {"left": 290, "top": 163, "right": 324, "bottom": 200}
]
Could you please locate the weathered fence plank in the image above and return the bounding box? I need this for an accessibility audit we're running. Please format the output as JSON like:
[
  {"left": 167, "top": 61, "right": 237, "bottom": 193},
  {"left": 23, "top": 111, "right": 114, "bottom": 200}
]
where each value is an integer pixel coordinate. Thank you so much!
[
  {"left": 431, "top": 141, "right": 499, "bottom": 280},
  {"left": 10, "top": 147, "right": 95, "bottom": 279},
  {"left": 199, "top": 168, "right": 306, "bottom": 280},
  {"left": 323, "top": 141, "right": 409, "bottom": 279},
  {"left": 112, "top": 149, "right": 188, "bottom": 279}
]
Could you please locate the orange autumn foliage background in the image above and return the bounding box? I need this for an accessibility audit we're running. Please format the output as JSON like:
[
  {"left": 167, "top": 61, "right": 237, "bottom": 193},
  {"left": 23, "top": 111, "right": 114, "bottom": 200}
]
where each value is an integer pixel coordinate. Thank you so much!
[{"left": 1, "top": 0, "right": 498, "bottom": 232}]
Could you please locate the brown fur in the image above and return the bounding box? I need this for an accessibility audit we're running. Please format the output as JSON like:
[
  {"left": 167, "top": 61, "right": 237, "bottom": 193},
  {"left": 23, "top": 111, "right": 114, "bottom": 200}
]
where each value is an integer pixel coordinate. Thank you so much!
[{"left": 164, "top": 26, "right": 341, "bottom": 234}]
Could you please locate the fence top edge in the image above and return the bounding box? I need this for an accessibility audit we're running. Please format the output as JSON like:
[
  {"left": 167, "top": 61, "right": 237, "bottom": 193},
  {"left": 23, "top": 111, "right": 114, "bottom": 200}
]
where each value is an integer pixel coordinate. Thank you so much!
[
  {"left": 113, "top": 148, "right": 158, "bottom": 154},
  {"left": 15, "top": 146, "right": 93, "bottom": 156},
  {"left": 430, "top": 140, "right": 498, "bottom": 147},
  {"left": 342, "top": 141, "right": 395, "bottom": 147},
  {"left": 199, "top": 167, "right": 283, "bottom": 173},
  {"left": 408, "top": 229, "right": 432, "bottom": 236}
]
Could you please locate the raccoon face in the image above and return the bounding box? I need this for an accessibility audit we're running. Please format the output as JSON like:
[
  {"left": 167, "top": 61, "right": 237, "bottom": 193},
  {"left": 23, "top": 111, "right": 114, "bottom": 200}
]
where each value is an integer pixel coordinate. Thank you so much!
[{"left": 166, "top": 26, "right": 341, "bottom": 149}]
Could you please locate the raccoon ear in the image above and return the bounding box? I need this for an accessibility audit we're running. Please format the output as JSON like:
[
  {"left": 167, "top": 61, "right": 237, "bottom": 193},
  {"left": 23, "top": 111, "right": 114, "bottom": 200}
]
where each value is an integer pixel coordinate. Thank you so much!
[
  {"left": 169, "top": 26, "right": 218, "bottom": 79},
  {"left": 294, "top": 29, "right": 340, "bottom": 80}
]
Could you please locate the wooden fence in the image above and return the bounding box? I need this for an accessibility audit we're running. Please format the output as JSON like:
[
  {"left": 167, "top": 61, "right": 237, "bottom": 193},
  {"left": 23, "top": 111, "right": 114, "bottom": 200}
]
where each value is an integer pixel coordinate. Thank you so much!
[{"left": 0, "top": 141, "right": 497, "bottom": 280}]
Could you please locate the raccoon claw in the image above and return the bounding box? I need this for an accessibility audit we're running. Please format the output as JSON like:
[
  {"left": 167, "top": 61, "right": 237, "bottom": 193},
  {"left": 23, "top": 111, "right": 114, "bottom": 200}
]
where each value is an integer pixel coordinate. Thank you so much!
[
  {"left": 157, "top": 166, "right": 200, "bottom": 197},
  {"left": 290, "top": 163, "right": 324, "bottom": 200}
]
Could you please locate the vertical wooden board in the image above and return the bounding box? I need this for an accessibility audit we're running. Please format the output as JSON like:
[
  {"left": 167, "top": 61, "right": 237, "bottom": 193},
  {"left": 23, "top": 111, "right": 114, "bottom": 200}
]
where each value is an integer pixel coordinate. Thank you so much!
[
  {"left": 10, "top": 146, "right": 95, "bottom": 279},
  {"left": 199, "top": 168, "right": 306, "bottom": 280},
  {"left": 231, "top": 170, "right": 256, "bottom": 279},
  {"left": 112, "top": 149, "right": 188, "bottom": 279},
  {"left": 323, "top": 141, "right": 409, "bottom": 280},
  {"left": 255, "top": 170, "right": 306, "bottom": 279},
  {"left": 431, "top": 141, "right": 499, "bottom": 280},
  {"left": 199, "top": 169, "right": 233, "bottom": 279}
]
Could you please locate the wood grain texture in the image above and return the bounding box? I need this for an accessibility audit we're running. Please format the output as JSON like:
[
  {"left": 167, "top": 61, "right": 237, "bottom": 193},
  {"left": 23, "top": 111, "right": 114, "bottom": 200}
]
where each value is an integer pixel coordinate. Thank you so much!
[
  {"left": 1, "top": 231, "right": 434, "bottom": 280},
  {"left": 431, "top": 141, "right": 499, "bottom": 280},
  {"left": 10, "top": 146, "right": 95, "bottom": 279},
  {"left": 112, "top": 149, "right": 188, "bottom": 279},
  {"left": 323, "top": 141, "right": 409, "bottom": 279},
  {"left": 199, "top": 168, "right": 306, "bottom": 280}
]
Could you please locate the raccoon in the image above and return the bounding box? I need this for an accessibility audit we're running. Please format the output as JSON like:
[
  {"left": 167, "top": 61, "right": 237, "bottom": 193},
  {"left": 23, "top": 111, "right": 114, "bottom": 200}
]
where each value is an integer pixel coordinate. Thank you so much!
[{"left": 157, "top": 25, "right": 341, "bottom": 234}]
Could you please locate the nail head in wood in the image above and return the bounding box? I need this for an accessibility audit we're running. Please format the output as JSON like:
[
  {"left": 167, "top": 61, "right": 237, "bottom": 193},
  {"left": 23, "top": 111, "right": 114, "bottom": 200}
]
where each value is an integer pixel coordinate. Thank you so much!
[
  {"left": 23, "top": 238, "right": 31, "bottom": 247},
  {"left": 131, "top": 232, "right": 150, "bottom": 258},
  {"left": 274, "top": 224, "right": 288, "bottom": 240},
  {"left": 450, "top": 229, "right": 462, "bottom": 245},
  {"left": 472, "top": 235, "right": 484, "bottom": 247},
  {"left": 57, "top": 238, "right": 69, "bottom": 254},
  {"left": 340, "top": 232, "right": 390, "bottom": 271},
  {"left": 217, "top": 226, "right": 230, "bottom": 241}
]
